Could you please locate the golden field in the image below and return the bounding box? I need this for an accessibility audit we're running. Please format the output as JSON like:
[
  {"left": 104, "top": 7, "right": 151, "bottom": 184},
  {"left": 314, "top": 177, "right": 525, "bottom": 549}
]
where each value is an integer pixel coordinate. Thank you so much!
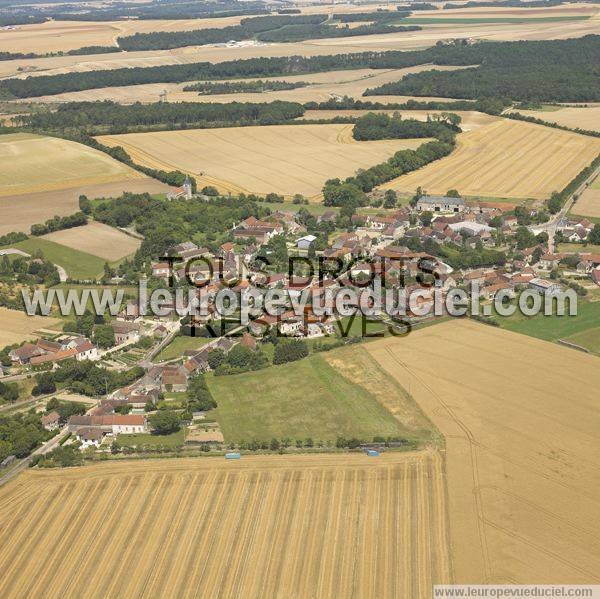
[
  {"left": 97, "top": 123, "right": 430, "bottom": 198},
  {"left": 301, "top": 109, "right": 500, "bottom": 131},
  {"left": 19, "top": 65, "right": 465, "bottom": 105},
  {"left": 514, "top": 105, "right": 600, "bottom": 133},
  {"left": 0, "top": 451, "right": 451, "bottom": 599},
  {"left": 0, "top": 307, "right": 60, "bottom": 347},
  {"left": 0, "top": 178, "right": 170, "bottom": 237},
  {"left": 381, "top": 118, "right": 600, "bottom": 200},
  {"left": 571, "top": 176, "right": 600, "bottom": 218},
  {"left": 0, "top": 16, "right": 249, "bottom": 54},
  {"left": 367, "top": 320, "right": 600, "bottom": 584},
  {"left": 41, "top": 221, "right": 141, "bottom": 262},
  {"left": 0, "top": 133, "right": 144, "bottom": 198}
]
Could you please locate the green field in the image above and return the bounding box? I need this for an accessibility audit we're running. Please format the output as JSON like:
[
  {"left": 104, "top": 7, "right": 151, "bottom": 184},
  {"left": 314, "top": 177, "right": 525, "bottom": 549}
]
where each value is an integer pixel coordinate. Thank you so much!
[
  {"left": 117, "top": 428, "right": 185, "bottom": 448},
  {"left": 401, "top": 16, "right": 588, "bottom": 24},
  {"left": 207, "top": 350, "right": 410, "bottom": 443},
  {"left": 556, "top": 243, "right": 600, "bottom": 254},
  {"left": 489, "top": 297, "right": 600, "bottom": 342},
  {"left": 3, "top": 238, "right": 105, "bottom": 280},
  {"left": 563, "top": 326, "right": 600, "bottom": 355},
  {"left": 156, "top": 334, "right": 211, "bottom": 362}
]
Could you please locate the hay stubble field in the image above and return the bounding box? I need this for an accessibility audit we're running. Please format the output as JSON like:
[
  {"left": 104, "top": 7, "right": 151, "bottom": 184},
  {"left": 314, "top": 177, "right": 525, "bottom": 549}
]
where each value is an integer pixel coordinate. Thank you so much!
[
  {"left": 366, "top": 320, "right": 600, "bottom": 584},
  {"left": 41, "top": 221, "right": 141, "bottom": 262},
  {"left": 381, "top": 118, "right": 600, "bottom": 200},
  {"left": 0, "top": 451, "right": 451, "bottom": 599},
  {"left": 98, "top": 123, "right": 431, "bottom": 198},
  {"left": 0, "top": 133, "right": 144, "bottom": 198}
]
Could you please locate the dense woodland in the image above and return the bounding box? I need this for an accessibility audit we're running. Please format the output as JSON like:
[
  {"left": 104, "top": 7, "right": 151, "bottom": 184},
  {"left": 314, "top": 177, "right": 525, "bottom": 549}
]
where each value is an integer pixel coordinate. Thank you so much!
[
  {"left": 4, "top": 37, "right": 598, "bottom": 102},
  {"left": 365, "top": 35, "right": 600, "bottom": 102},
  {"left": 352, "top": 112, "right": 460, "bottom": 143},
  {"left": 92, "top": 193, "right": 270, "bottom": 264},
  {"left": 0, "top": 0, "right": 267, "bottom": 25}
]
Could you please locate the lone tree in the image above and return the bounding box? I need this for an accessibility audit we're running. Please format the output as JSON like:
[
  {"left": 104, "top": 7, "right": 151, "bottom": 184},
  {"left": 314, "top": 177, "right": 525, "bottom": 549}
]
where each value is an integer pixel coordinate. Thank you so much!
[{"left": 149, "top": 411, "right": 181, "bottom": 435}]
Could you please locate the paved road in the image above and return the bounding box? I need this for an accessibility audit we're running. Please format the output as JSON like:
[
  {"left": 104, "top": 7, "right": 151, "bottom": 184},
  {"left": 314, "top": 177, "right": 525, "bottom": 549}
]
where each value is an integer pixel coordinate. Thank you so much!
[
  {"left": 0, "top": 424, "right": 68, "bottom": 487},
  {"left": 533, "top": 165, "right": 600, "bottom": 252}
]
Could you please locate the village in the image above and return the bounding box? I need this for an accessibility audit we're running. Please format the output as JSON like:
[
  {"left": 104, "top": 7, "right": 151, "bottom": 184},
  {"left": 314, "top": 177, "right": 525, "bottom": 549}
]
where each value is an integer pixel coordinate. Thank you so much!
[{"left": 1, "top": 188, "right": 598, "bottom": 463}]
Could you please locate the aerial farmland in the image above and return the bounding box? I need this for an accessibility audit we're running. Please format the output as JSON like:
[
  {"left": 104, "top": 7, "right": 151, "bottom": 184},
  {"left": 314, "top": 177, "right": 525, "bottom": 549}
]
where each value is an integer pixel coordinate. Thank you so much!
[{"left": 0, "top": 0, "right": 599, "bottom": 596}]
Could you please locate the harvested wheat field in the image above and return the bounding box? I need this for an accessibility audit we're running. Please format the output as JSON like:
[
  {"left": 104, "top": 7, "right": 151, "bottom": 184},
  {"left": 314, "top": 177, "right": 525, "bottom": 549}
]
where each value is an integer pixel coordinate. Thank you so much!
[
  {"left": 0, "top": 133, "right": 144, "bottom": 198},
  {"left": 0, "top": 16, "right": 250, "bottom": 55},
  {"left": 0, "top": 178, "right": 170, "bottom": 237},
  {"left": 381, "top": 118, "right": 600, "bottom": 200},
  {"left": 0, "top": 451, "right": 451, "bottom": 599},
  {"left": 514, "top": 105, "right": 600, "bottom": 133},
  {"left": 366, "top": 319, "right": 600, "bottom": 584},
  {"left": 41, "top": 221, "right": 141, "bottom": 261},
  {"left": 301, "top": 109, "right": 499, "bottom": 131},
  {"left": 98, "top": 124, "right": 430, "bottom": 198},
  {"left": 571, "top": 177, "right": 600, "bottom": 218},
  {"left": 0, "top": 307, "right": 60, "bottom": 347}
]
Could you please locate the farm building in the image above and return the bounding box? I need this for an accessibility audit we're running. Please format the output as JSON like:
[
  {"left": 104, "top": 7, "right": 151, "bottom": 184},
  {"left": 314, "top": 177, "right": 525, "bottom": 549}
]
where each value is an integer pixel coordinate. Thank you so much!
[
  {"left": 528, "top": 278, "right": 563, "bottom": 296},
  {"left": 416, "top": 195, "right": 466, "bottom": 213},
  {"left": 41, "top": 411, "right": 60, "bottom": 431}
]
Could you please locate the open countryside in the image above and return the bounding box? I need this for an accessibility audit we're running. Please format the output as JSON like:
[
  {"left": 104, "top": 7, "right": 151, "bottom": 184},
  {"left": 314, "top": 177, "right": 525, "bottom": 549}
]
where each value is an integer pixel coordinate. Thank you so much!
[
  {"left": 0, "top": 451, "right": 451, "bottom": 599},
  {"left": 0, "top": 0, "right": 599, "bottom": 595},
  {"left": 367, "top": 320, "right": 600, "bottom": 584},
  {"left": 380, "top": 118, "right": 600, "bottom": 200},
  {"left": 98, "top": 124, "right": 430, "bottom": 198},
  {"left": 0, "top": 133, "right": 144, "bottom": 198}
]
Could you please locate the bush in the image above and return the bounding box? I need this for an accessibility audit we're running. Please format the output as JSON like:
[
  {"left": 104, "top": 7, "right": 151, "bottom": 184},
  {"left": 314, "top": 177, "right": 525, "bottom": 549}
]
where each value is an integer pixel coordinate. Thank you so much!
[{"left": 273, "top": 339, "right": 309, "bottom": 365}]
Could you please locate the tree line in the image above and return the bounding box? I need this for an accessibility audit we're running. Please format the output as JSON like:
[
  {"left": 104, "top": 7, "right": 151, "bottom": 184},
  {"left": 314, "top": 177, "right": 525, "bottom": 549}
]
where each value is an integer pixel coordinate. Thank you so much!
[
  {"left": 183, "top": 79, "right": 309, "bottom": 95},
  {"left": 19, "top": 100, "right": 305, "bottom": 134},
  {"left": 116, "top": 12, "right": 416, "bottom": 51},
  {"left": 323, "top": 113, "right": 458, "bottom": 208}
]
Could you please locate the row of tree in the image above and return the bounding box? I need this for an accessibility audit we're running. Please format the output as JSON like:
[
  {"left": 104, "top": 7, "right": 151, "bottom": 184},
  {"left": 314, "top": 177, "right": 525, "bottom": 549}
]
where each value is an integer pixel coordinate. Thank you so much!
[
  {"left": 19, "top": 100, "right": 305, "bottom": 133},
  {"left": 30, "top": 211, "right": 87, "bottom": 236}
]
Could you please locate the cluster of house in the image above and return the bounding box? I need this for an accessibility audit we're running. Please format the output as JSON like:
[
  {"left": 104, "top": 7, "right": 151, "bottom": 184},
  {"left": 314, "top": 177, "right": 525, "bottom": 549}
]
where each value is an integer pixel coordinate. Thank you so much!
[
  {"left": 9, "top": 335, "right": 99, "bottom": 367},
  {"left": 147, "top": 194, "right": 599, "bottom": 340},
  {"left": 554, "top": 216, "right": 595, "bottom": 243},
  {"left": 65, "top": 388, "right": 159, "bottom": 448}
]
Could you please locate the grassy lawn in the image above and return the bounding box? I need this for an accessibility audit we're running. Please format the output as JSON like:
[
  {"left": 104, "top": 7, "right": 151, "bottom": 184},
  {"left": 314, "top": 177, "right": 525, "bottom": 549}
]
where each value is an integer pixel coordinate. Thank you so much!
[
  {"left": 563, "top": 326, "right": 600, "bottom": 355},
  {"left": 3, "top": 238, "right": 105, "bottom": 280},
  {"left": 207, "top": 351, "right": 412, "bottom": 443},
  {"left": 556, "top": 243, "right": 600, "bottom": 254},
  {"left": 489, "top": 297, "right": 600, "bottom": 342},
  {"left": 117, "top": 428, "right": 185, "bottom": 448},
  {"left": 156, "top": 334, "right": 211, "bottom": 361}
]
